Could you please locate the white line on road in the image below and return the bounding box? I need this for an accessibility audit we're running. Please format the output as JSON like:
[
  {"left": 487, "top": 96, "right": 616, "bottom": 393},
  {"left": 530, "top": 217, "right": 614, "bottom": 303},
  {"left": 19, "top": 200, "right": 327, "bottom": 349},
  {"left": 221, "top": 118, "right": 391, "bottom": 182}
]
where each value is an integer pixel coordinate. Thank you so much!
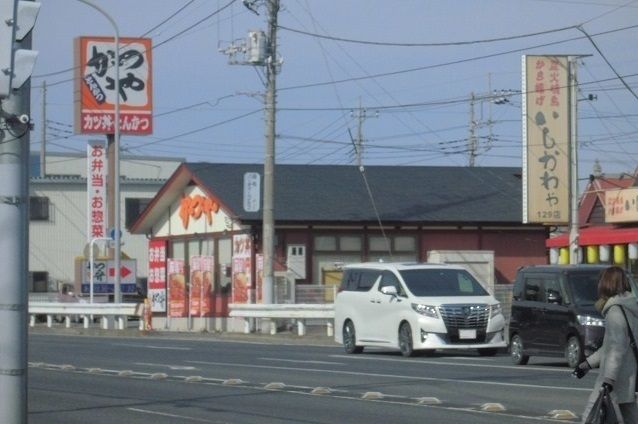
[
  {"left": 135, "top": 362, "right": 197, "bottom": 370},
  {"left": 329, "top": 354, "right": 585, "bottom": 373},
  {"left": 128, "top": 408, "right": 224, "bottom": 423},
  {"left": 259, "top": 357, "right": 346, "bottom": 366},
  {"left": 113, "top": 343, "right": 192, "bottom": 350},
  {"left": 187, "top": 360, "right": 591, "bottom": 392}
]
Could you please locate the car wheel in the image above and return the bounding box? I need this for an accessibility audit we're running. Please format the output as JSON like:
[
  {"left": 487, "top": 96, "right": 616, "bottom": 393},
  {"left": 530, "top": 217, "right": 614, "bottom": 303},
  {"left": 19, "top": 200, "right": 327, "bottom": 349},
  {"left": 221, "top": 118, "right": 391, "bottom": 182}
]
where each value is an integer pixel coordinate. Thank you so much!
[
  {"left": 510, "top": 334, "right": 529, "bottom": 365},
  {"left": 478, "top": 348, "right": 498, "bottom": 357},
  {"left": 343, "top": 321, "right": 363, "bottom": 354},
  {"left": 399, "top": 322, "right": 415, "bottom": 357},
  {"left": 565, "top": 336, "right": 583, "bottom": 368}
]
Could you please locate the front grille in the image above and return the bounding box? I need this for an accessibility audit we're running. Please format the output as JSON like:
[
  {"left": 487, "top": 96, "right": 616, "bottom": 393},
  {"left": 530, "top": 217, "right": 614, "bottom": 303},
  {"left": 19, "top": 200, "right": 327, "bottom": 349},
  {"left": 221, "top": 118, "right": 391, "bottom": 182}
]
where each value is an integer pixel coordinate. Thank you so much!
[{"left": 438, "top": 304, "right": 490, "bottom": 344}]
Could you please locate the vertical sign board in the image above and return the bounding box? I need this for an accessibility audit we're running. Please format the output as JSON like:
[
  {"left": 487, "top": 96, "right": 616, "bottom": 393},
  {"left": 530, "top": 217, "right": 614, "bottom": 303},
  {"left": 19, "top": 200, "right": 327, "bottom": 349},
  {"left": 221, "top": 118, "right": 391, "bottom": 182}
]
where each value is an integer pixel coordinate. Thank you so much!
[
  {"left": 147, "top": 239, "right": 167, "bottom": 312},
  {"left": 522, "top": 55, "right": 569, "bottom": 224},
  {"left": 167, "top": 259, "right": 187, "bottom": 317},
  {"left": 232, "top": 234, "right": 252, "bottom": 304},
  {"left": 189, "top": 255, "right": 215, "bottom": 316},
  {"left": 87, "top": 140, "right": 107, "bottom": 241},
  {"left": 243, "top": 172, "right": 261, "bottom": 212},
  {"left": 74, "top": 36, "right": 153, "bottom": 135}
]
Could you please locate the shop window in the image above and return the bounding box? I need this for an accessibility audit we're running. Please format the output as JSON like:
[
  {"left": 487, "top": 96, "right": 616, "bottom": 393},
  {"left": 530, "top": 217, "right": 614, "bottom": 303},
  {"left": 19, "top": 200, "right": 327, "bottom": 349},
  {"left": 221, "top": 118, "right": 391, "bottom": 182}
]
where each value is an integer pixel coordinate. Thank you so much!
[
  {"left": 314, "top": 236, "right": 337, "bottom": 251},
  {"left": 394, "top": 236, "right": 416, "bottom": 252},
  {"left": 125, "top": 198, "right": 152, "bottom": 229},
  {"left": 369, "top": 236, "right": 390, "bottom": 252},
  {"left": 29, "top": 196, "right": 49, "bottom": 221},
  {"left": 340, "top": 236, "right": 361, "bottom": 252}
]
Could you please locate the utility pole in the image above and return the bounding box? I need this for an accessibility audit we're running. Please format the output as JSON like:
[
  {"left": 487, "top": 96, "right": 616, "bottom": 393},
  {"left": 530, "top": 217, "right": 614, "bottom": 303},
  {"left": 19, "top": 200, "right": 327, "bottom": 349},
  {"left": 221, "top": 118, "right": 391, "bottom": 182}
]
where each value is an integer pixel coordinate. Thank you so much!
[
  {"left": 467, "top": 87, "right": 517, "bottom": 166},
  {"left": 262, "top": 0, "right": 279, "bottom": 305},
  {"left": 350, "top": 99, "right": 378, "bottom": 168},
  {"left": 219, "top": 1, "right": 280, "bottom": 307},
  {"left": 568, "top": 56, "right": 580, "bottom": 265},
  {"left": 0, "top": 1, "right": 39, "bottom": 422},
  {"left": 40, "top": 79, "right": 45, "bottom": 177},
  {"left": 468, "top": 92, "right": 477, "bottom": 167}
]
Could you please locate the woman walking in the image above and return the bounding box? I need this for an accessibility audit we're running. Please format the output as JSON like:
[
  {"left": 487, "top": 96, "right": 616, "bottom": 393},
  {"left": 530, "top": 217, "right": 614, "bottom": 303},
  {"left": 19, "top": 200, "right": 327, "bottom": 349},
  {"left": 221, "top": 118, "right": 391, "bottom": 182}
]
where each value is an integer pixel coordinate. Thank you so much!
[{"left": 573, "top": 266, "right": 638, "bottom": 423}]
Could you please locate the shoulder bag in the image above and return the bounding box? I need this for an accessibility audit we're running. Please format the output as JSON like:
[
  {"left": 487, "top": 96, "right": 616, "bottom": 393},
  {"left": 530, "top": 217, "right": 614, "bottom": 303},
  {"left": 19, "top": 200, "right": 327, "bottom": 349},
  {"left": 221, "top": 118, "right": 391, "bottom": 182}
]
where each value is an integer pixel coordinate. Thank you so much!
[{"left": 617, "top": 305, "right": 638, "bottom": 392}]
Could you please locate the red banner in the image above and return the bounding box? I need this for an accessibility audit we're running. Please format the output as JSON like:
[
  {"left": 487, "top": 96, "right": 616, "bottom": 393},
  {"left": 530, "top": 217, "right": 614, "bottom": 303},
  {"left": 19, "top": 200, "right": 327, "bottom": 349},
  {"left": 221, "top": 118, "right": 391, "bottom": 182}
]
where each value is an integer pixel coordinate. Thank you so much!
[{"left": 167, "top": 259, "right": 187, "bottom": 317}]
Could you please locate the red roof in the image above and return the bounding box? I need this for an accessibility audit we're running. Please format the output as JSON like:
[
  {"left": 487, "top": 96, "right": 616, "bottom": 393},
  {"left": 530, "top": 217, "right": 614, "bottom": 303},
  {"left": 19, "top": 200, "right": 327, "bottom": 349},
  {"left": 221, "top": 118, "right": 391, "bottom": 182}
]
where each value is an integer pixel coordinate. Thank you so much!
[{"left": 546, "top": 226, "right": 638, "bottom": 248}]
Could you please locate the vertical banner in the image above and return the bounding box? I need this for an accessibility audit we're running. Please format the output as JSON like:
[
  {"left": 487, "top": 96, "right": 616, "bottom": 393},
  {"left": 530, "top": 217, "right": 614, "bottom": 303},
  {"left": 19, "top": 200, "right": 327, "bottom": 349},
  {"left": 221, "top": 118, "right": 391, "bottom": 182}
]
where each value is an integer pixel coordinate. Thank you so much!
[
  {"left": 167, "top": 258, "right": 187, "bottom": 317},
  {"left": 232, "top": 234, "right": 252, "bottom": 304},
  {"left": 189, "top": 255, "right": 215, "bottom": 316},
  {"left": 74, "top": 36, "right": 153, "bottom": 135},
  {"left": 87, "top": 140, "right": 107, "bottom": 241},
  {"left": 147, "top": 239, "right": 167, "bottom": 312},
  {"left": 256, "top": 254, "right": 263, "bottom": 304},
  {"left": 522, "top": 55, "right": 569, "bottom": 224}
]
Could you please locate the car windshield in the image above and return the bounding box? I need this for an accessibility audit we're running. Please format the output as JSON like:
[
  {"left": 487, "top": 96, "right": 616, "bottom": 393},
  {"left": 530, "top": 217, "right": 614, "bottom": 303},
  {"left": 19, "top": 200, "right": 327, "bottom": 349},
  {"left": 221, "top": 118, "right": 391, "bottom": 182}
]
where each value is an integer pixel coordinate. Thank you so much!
[
  {"left": 399, "top": 268, "right": 489, "bottom": 297},
  {"left": 568, "top": 271, "right": 601, "bottom": 305}
]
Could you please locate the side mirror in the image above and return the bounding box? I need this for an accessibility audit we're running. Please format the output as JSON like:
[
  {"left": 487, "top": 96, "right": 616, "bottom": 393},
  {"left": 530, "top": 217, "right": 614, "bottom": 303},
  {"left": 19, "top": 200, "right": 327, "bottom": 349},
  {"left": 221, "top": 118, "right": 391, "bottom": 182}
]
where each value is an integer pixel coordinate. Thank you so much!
[{"left": 381, "top": 285, "right": 398, "bottom": 296}]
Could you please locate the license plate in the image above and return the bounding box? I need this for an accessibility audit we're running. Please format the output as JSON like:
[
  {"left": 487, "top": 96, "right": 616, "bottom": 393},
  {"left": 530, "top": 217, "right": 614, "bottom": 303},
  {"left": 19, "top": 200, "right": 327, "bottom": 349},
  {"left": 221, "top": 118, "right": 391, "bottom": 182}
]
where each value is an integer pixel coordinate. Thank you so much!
[{"left": 459, "top": 329, "right": 477, "bottom": 339}]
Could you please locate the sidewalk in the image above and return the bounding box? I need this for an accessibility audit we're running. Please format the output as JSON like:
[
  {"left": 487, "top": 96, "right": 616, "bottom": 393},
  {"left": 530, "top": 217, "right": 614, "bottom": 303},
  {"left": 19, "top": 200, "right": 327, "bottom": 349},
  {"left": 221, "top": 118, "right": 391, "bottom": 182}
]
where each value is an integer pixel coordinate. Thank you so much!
[{"left": 28, "top": 324, "right": 339, "bottom": 347}]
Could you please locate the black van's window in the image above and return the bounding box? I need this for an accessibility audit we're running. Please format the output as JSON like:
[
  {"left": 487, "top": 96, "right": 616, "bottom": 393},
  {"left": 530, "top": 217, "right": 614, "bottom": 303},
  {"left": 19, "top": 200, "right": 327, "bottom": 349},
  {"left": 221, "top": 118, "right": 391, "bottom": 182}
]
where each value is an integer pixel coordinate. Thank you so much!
[
  {"left": 379, "top": 271, "right": 405, "bottom": 296},
  {"left": 524, "top": 278, "right": 542, "bottom": 301},
  {"left": 568, "top": 272, "right": 600, "bottom": 305},
  {"left": 543, "top": 278, "right": 562, "bottom": 303},
  {"left": 399, "top": 269, "right": 488, "bottom": 296}
]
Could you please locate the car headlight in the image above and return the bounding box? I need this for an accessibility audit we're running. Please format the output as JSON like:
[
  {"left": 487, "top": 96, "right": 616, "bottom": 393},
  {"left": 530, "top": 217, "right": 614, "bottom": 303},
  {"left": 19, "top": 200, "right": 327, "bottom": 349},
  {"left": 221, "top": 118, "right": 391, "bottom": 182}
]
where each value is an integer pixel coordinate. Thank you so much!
[
  {"left": 490, "top": 303, "right": 502, "bottom": 318},
  {"left": 411, "top": 303, "right": 438, "bottom": 318},
  {"left": 577, "top": 314, "right": 605, "bottom": 327}
]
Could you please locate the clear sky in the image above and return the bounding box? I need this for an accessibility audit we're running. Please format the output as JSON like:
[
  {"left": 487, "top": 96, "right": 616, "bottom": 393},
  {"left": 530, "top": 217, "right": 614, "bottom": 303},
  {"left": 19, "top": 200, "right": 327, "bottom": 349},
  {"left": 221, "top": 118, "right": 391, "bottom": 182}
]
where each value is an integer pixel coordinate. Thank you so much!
[{"left": 29, "top": 0, "right": 638, "bottom": 184}]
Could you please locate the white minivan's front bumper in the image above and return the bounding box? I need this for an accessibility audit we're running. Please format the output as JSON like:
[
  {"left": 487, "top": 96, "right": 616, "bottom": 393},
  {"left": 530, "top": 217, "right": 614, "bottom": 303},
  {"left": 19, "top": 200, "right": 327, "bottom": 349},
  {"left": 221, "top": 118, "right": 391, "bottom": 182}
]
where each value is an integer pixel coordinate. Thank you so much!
[{"left": 411, "top": 312, "right": 507, "bottom": 351}]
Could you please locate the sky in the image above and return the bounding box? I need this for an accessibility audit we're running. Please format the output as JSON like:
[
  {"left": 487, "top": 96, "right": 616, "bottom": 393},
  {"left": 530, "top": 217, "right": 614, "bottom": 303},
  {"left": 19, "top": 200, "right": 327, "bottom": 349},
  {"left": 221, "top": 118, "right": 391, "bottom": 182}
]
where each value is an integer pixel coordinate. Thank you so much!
[{"left": 28, "top": 0, "right": 638, "bottom": 185}]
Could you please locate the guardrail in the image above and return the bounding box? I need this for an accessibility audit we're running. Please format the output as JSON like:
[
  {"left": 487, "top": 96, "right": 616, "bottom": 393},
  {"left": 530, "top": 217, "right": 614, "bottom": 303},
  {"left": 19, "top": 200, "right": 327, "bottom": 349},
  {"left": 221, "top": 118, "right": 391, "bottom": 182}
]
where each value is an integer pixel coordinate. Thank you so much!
[
  {"left": 29, "top": 302, "right": 144, "bottom": 331},
  {"left": 229, "top": 303, "right": 335, "bottom": 336}
]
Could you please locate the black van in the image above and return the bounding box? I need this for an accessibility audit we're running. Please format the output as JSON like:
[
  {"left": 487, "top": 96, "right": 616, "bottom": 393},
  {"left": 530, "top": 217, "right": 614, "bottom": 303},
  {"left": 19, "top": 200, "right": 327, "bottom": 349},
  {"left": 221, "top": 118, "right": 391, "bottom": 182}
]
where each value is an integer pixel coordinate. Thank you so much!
[{"left": 509, "top": 265, "right": 612, "bottom": 368}]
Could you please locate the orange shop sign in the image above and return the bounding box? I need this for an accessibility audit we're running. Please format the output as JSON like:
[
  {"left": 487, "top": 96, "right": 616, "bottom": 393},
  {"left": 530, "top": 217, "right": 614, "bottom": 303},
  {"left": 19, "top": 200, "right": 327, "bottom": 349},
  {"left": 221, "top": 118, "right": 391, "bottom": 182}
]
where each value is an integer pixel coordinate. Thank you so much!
[
  {"left": 74, "top": 36, "right": 153, "bottom": 135},
  {"left": 179, "top": 195, "right": 220, "bottom": 229}
]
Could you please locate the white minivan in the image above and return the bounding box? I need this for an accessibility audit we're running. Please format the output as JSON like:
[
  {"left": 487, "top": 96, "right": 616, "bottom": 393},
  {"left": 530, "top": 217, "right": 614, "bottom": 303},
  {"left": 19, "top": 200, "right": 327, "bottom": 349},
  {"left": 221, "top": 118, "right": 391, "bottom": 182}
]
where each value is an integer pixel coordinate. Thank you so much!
[{"left": 334, "top": 262, "right": 507, "bottom": 356}]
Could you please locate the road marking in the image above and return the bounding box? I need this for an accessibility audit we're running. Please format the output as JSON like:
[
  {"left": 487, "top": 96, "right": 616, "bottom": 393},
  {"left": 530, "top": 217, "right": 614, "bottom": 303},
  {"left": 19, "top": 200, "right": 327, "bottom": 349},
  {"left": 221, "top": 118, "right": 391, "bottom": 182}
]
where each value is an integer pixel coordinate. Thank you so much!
[
  {"left": 329, "top": 354, "right": 588, "bottom": 373},
  {"left": 187, "top": 360, "right": 591, "bottom": 392},
  {"left": 259, "top": 357, "right": 346, "bottom": 366},
  {"left": 113, "top": 343, "right": 191, "bottom": 351},
  {"left": 128, "top": 408, "right": 219, "bottom": 423},
  {"left": 135, "top": 362, "right": 197, "bottom": 370}
]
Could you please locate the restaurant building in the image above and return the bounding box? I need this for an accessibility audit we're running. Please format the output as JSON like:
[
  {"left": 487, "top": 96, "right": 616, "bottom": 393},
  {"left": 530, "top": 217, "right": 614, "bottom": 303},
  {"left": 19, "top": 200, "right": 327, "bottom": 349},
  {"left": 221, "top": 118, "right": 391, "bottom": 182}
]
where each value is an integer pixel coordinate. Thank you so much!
[
  {"left": 546, "top": 171, "right": 638, "bottom": 272},
  {"left": 130, "top": 163, "right": 549, "bottom": 331}
]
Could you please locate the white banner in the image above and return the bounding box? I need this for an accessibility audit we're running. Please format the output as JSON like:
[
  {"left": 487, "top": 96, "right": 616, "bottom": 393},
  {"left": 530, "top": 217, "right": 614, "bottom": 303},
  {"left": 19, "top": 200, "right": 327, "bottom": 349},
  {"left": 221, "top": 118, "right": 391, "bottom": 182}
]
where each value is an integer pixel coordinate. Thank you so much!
[{"left": 87, "top": 140, "right": 107, "bottom": 241}]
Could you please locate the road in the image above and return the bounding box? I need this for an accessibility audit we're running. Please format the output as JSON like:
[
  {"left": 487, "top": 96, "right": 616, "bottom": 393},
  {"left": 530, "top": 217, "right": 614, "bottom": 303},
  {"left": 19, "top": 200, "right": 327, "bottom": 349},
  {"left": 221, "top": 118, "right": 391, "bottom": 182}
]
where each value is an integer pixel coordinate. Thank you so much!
[{"left": 28, "top": 331, "right": 595, "bottom": 423}]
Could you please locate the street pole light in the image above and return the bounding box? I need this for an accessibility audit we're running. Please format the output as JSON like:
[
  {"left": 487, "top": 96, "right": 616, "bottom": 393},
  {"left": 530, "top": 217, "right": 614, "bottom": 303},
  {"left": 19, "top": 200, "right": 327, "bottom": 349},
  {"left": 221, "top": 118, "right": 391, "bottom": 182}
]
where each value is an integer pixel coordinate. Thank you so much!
[{"left": 76, "top": 0, "right": 122, "bottom": 301}]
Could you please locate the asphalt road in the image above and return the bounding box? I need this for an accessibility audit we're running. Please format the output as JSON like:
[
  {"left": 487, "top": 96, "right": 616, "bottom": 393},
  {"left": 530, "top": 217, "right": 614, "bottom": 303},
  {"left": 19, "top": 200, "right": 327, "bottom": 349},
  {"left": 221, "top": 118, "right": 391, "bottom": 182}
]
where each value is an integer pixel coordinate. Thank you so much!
[{"left": 28, "top": 329, "right": 596, "bottom": 423}]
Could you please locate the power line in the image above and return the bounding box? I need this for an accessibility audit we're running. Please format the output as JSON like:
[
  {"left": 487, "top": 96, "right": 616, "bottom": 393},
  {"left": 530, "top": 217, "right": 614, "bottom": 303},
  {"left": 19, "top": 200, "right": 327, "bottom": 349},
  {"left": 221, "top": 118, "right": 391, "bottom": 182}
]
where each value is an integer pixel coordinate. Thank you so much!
[
  {"left": 278, "top": 23, "right": 578, "bottom": 47},
  {"left": 278, "top": 24, "right": 638, "bottom": 92}
]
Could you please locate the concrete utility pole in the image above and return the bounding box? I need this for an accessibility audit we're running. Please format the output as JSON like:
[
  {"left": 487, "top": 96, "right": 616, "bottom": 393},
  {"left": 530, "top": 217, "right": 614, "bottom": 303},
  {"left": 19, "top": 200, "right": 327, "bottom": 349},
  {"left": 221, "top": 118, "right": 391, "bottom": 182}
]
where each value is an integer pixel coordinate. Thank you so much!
[
  {"left": 0, "top": 75, "right": 30, "bottom": 424},
  {"left": 0, "top": 1, "right": 39, "bottom": 420},
  {"left": 262, "top": 0, "right": 279, "bottom": 305},
  {"left": 39, "top": 80, "right": 45, "bottom": 177},
  {"left": 350, "top": 100, "right": 378, "bottom": 168},
  {"left": 568, "top": 56, "right": 580, "bottom": 265}
]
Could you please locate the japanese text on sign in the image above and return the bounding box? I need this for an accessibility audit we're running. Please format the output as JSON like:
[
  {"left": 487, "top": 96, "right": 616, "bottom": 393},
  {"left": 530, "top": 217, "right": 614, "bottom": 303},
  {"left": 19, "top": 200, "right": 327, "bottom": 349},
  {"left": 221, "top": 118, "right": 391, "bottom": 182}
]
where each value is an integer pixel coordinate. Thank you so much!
[
  {"left": 523, "top": 55, "right": 569, "bottom": 224},
  {"left": 87, "top": 140, "right": 107, "bottom": 240}
]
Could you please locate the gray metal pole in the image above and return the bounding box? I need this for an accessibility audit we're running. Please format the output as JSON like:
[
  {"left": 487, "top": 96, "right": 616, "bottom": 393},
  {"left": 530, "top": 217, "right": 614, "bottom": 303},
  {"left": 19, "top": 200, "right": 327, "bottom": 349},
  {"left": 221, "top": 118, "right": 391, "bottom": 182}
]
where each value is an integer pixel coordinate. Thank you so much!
[
  {"left": 262, "top": 0, "right": 279, "bottom": 305},
  {"left": 77, "top": 0, "right": 121, "bottom": 302},
  {"left": 568, "top": 57, "right": 579, "bottom": 265},
  {"left": 39, "top": 80, "right": 45, "bottom": 177},
  {"left": 0, "top": 33, "right": 31, "bottom": 424}
]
